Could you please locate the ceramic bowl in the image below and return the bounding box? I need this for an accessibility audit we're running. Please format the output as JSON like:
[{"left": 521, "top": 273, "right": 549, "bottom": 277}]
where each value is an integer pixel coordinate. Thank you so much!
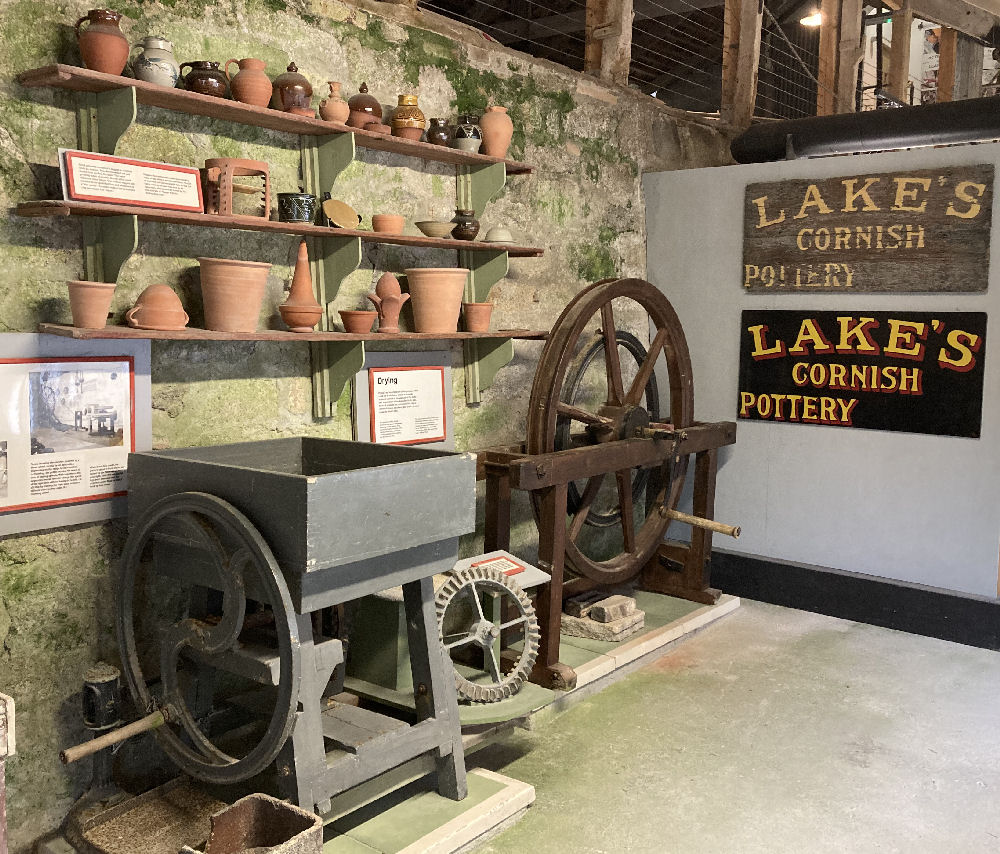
[
  {"left": 372, "top": 214, "right": 405, "bottom": 235},
  {"left": 415, "top": 220, "right": 455, "bottom": 239},
  {"left": 484, "top": 226, "right": 514, "bottom": 243},
  {"left": 339, "top": 309, "right": 377, "bottom": 334}
]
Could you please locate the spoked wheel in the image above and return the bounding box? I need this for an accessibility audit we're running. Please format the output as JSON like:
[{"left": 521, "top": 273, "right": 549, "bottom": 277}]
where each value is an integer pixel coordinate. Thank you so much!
[
  {"left": 527, "top": 278, "right": 694, "bottom": 586},
  {"left": 116, "top": 491, "right": 302, "bottom": 785},
  {"left": 435, "top": 566, "right": 540, "bottom": 703}
]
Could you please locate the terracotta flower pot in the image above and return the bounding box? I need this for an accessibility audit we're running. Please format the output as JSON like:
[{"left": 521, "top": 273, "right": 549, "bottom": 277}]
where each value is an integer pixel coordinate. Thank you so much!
[
  {"left": 67, "top": 280, "right": 116, "bottom": 328},
  {"left": 339, "top": 310, "right": 377, "bottom": 334},
  {"left": 372, "top": 214, "right": 405, "bottom": 234},
  {"left": 405, "top": 268, "right": 469, "bottom": 334},
  {"left": 198, "top": 257, "right": 271, "bottom": 332},
  {"left": 462, "top": 301, "right": 493, "bottom": 332},
  {"left": 480, "top": 106, "right": 514, "bottom": 158}
]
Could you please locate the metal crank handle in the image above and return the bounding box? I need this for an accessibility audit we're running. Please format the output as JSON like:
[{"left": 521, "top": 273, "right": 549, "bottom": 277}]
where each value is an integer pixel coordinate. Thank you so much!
[
  {"left": 662, "top": 508, "right": 741, "bottom": 539},
  {"left": 60, "top": 709, "right": 168, "bottom": 765}
]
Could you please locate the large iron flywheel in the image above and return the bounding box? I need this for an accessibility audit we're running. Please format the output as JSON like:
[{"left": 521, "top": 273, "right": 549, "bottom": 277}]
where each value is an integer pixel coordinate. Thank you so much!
[{"left": 526, "top": 278, "right": 694, "bottom": 585}]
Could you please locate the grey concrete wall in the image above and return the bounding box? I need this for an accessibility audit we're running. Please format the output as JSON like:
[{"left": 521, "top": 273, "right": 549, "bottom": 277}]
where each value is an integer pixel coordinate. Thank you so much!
[{"left": 644, "top": 141, "right": 1000, "bottom": 599}]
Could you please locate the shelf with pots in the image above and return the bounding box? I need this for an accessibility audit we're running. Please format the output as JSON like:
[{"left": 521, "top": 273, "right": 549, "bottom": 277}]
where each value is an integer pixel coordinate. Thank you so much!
[{"left": 17, "top": 40, "right": 534, "bottom": 408}]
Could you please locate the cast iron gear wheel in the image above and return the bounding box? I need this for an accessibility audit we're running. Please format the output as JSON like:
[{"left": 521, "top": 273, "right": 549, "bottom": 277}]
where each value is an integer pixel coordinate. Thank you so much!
[{"left": 435, "top": 566, "right": 540, "bottom": 704}]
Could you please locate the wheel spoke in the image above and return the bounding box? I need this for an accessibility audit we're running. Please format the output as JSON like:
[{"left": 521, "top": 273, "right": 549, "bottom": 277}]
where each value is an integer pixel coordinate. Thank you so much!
[
  {"left": 625, "top": 328, "right": 668, "bottom": 407},
  {"left": 600, "top": 303, "right": 625, "bottom": 405},
  {"left": 616, "top": 469, "right": 636, "bottom": 552},
  {"left": 499, "top": 615, "right": 528, "bottom": 631},
  {"left": 556, "top": 401, "right": 613, "bottom": 427},
  {"left": 444, "top": 633, "right": 478, "bottom": 650},
  {"left": 568, "top": 473, "right": 606, "bottom": 541},
  {"left": 467, "top": 585, "right": 487, "bottom": 621},
  {"left": 485, "top": 647, "right": 502, "bottom": 682}
]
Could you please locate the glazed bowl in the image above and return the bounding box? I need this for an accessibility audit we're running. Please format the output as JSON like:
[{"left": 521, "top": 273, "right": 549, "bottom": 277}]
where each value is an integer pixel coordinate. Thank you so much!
[
  {"left": 372, "top": 214, "right": 405, "bottom": 235},
  {"left": 415, "top": 220, "right": 455, "bottom": 239},
  {"left": 322, "top": 199, "right": 362, "bottom": 229}
]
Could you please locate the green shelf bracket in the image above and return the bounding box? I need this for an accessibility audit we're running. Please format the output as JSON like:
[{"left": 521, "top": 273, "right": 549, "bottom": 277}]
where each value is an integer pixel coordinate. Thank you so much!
[
  {"left": 311, "top": 341, "right": 366, "bottom": 419},
  {"left": 311, "top": 234, "right": 362, "bottom": 326},
  {"left": 460, "top": 248, "right": 509, "bottom": 405},
  {"left": 76, "top": 87, "right": 137, "bottom": 155},
  {"left": 301, "top": 133, "right": 355, "bottom": 200},
  {"left": 456, "top": 162, "right": 506, "bottom": 217},
  {"left": 81, "top": 214, "right": 138, "bottom": 284}
]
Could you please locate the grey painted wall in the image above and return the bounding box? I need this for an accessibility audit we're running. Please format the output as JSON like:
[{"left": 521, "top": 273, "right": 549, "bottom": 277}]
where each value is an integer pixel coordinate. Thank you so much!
[{"left": 643, "top": 142, "right": 1000, "bottom": 598}]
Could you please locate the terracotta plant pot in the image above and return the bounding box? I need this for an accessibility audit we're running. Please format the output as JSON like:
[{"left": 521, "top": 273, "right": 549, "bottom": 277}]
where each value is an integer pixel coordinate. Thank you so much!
[
  {"left": 225, "top": 58, "right": 272, "bottom": 107},
  {"left": 404, "top": 268, "right": 469, "bottom": 334},
  {"left": 197, "top": 257, "right": 271, "bottom": 332},
  {"left": 462, "top": 301, "right": 493, "bottom": 332},
  {"left": 75, "top": 9, "right": 129, "bottom": 76},
  {"left": 67, "top": 280, "right": 115, "bottom": 328},
  {"left": 339, "top": 310, "right": 377, "bottom": 334},
  {"left": 480, "top": 106, "right": 514, "bottom": 158},
  {"left": 279, "top": 241, "right": 323, "bottom": 332},
  {"left": 126, "top": 283, "right": 188, "bottom": 330},
  {"left": 372, "top": 214, "right": 404, "bottom": 235}
]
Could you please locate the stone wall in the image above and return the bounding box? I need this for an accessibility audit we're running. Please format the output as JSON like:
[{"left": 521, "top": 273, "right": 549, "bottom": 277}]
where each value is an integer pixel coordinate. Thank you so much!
[{"left": 0, "top": 0, "right": 729, "bottom": 847}]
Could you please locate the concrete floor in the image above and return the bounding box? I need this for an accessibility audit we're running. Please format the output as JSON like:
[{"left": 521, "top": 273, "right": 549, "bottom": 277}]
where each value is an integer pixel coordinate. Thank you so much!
[{"left": 471, "top": 600, "right": 1000, "bottom": 853}]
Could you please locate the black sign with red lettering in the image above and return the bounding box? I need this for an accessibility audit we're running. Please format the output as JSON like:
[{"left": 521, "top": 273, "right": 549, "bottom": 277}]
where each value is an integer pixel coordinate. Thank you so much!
[{"left": 738, "top": 310, "right": 987, "bottom": 437}]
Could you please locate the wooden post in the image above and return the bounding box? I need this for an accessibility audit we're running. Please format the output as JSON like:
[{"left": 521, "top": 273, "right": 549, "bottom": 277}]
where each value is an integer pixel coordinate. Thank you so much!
[
  {"left": 955, "top": 30, "right": 985, "bottom": 99},
  {"left": 836, "top": 0, "right": 865, "bottom": 112},
  {"left": 721, "top": 0, "right": 763, "bottom": 128},
  {"left": 887, "top": 2, "right": 913, "bottom": 103},
  {"left": 585, "top": 0, "right": 633, "bottom": 86},
  {"left": 937, "top": 26, "right": 957, "bottom": 102},
  {"left": 584, "top": 0, "right": 606, "bottom": 75},
  {"left": 816, "top": 0, "right": 842, "bottom": 115}
]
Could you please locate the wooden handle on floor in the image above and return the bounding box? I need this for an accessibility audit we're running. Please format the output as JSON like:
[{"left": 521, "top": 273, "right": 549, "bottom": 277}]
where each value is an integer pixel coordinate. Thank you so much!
[
  {"left": 60, "top": 710, "right": 167, "bottom": 765},
  {"left": 664, "top": 509, "right": 740, "bottom": 539}
]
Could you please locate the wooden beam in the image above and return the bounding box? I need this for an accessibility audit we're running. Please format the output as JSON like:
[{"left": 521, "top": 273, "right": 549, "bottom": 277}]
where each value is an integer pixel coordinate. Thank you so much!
[
  {"left": 584, "top": 0, "right": 606, "bottom": 73},
  {"left": 584, "top": 0, "right": 633, "bottom": 85},
  {"left": 937, "top": 26, "right": 957, "bottom": 102},
  {"left": 955, "top": 29, "right": 985, "bottom": 99},
  {"left": 817, "top": 0, "right": 842, "bottom": 115},
  {"left": 912, "top": 0, "right": 999, "bottom": 39},
  {"left": 887, "top": 2, "right": 913, "bottom": 103},
  {"left": 836, "top": 0, "right": 865, "bottom": 112},
  {"left": 721, "top": 0, "right": 762, "bottom": 128}
]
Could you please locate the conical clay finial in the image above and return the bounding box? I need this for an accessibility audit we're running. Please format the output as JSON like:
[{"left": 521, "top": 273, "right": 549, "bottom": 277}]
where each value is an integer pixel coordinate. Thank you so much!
[
  {"left": 279, "top": 240, "right": 324, "bottom": 332},
  {"left": 367, "top": 272, "right": 409, "bottom": 333}
]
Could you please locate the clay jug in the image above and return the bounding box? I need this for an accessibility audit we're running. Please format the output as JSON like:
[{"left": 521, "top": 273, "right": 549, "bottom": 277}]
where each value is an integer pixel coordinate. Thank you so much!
[
  {"left": 319, "top": 81, "right": 350, "bottom": 124},
  {"left": 480, "top": 106, "right": 514, "bottom": 158},
  {"left": 75, "top": 9, "right": 129, "bottom": 76},
  {"left": 225, "top": 58, "right": 272, "bottom": 108},
  {"left": 67, "top": 280, "right": 116, "bottom": 328},
  {"left": 130, "top": 36, "right": 179, "bottom": 87},
  {"left": 404, "top": 268, "right": 468, "bottom": 333},
  {"left": 367, "top": 272, "right": 410, "bottom": 333},
  {"left": 279, "top": 241, "right": 323, "bottom": 333},
  {"left": 179, "top": 61, "right": 228, "bottom": 97},
  {"left": 198, "top": 257, "right": 271, "bottom": 332}
]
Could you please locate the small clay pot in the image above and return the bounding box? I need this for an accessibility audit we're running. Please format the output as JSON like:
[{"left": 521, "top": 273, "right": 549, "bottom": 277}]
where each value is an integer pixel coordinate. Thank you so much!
[
  {"left": 198, "top": 257, "right": 271, "bottom": 332},
  {"left": 405, "top": 268, "right": 469, "bottom": 334},
  {"left": 271, "top": 62, "right": 312, "bottom": 114},
  {"left": 75, "top": 9, "right": 129, "bottom": 76},
  {"left": 126, "top": 283, "right": 188, "bottom": 330},
  {"left": 179, "top": 61, "right": 228, "bottom": 97},
  {"left": 67, "top": 280, "right": 115, "bottom": 328},
  {"left": 339, "top": 310, "right": 377, "bottom": 334},
  {"left": 391, "top": 94, "right": 425, "bottom": 131},
  {"left": 426, "top": 118, "right": 450, "bottom": 146},
  {"left": 225, "top": 58, "right": 272, "bottom": 107},
  {"left": 462, "top": 302, "right": 493, "bottom": 332},
  {"left": 372, "top": 214, "right": 405, "bottom": 235},
  {"left": 452, "top": 114, "right": 482, "bottom": 153},
  {"left": 276, "top": 192, "right": 316, "bottom": 223},
  {"left": 451, "top": 208, "right": 480, "bottom": 241}
]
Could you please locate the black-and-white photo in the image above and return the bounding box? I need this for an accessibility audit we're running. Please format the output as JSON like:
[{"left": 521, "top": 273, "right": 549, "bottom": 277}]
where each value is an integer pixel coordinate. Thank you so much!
[{"left": 29, "top": 368, "right": 128, "bottom": 453}]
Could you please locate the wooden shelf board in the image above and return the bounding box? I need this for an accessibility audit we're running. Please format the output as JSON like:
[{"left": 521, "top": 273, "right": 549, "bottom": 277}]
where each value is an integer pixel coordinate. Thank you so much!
[
  {"left": 16, "top": 64, "right": 533, "bottom": 174},
  {"left": 16, "top": 201, "right": 544, "bottom": 257},
  {"left": 38, "top": 323, "right": 549, "bottom": 342}
]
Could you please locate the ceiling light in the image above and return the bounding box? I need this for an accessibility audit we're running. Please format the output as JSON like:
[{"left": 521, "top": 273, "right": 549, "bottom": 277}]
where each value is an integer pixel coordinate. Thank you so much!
[{"left": 800, "top": 10, "right": 822, "bottom": 26}]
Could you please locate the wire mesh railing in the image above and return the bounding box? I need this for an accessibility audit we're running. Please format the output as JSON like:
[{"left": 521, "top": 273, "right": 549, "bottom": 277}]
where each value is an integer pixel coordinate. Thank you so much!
[{"left": 755, "top": 3, "right": 823, "bottom": 120}]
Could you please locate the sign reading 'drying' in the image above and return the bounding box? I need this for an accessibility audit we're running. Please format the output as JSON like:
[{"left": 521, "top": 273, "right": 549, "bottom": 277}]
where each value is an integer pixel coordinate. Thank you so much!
[
  {"left": 742, "top": 165, "right": 993, "bottom": 293},
  {"left": 737, "top": 310, "right": 987, "bottom": 437}
]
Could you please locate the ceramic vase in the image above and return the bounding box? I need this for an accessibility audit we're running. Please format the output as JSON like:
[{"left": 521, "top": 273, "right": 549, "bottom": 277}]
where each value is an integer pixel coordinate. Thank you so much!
[
  {"left": 451, "top": 209, "right": 480, "bottom": 241},
  {"left": 392, "top": 94, "right": 425, "bottom": 140},
  {"left": 319, "top": 81, "right": 350, "bottom": 123},
  {"left": 452, "top": 114, "right": 482, "bottom": 153},
  {"left": 426, "top": 118, "right": 450, "bottom": 146},
  {"left": 126, "top": 283, "right": 188, "bottom": 330},
  {"left": 339, "top": 310, "right": 377, "bottom": 333},
  {"left": 198, "top": 257, "right": 271, "bottom": 332},
  {"left": 367, "top": 272, "right": 410, "bottom": 333},
  {"left": 279, "top": 241, "right": 323, "bottom": 332},
  {"left": 179, "top": 61, "right": 228, "bottom": 97},
  {"left": 271, "top": 63, "right": 313, "bottom": 115},
  {"left": 75, "top": 9, "right": 129, "bottom": 76},
  {"left": 130, "top": 36, "right": 179, "bottom": 87},
  {"left": 225, "top": 58, "right": 272, "bottom": 107},
  {"left": 67, "top": 280, "right": 116, "bottom": 328},
  {"left": 405, "top": 268, "right": 469, "bottom": 333},
  {"left": 462, "top": 302, "right": 493, "bottom": 332},
  {"left": 480, "top": 106, "right": 513, "bottom": 158}
]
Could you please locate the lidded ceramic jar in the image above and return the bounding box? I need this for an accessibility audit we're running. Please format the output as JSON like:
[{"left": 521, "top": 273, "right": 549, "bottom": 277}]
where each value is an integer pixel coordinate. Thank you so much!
[
  {"left": 130, "top": 36, "right": 179, "bottom": 87},
  {"left": 75, "top": 9, "right": 129, "bottom": 76},
  {"left": 452, "top": 114, "right": 482, "bottom": 153},
  {"left": 179, "top": 61, "right": 228, "bottom": 97},
  {"left": 271, "top": 62, "right": 313, "bottom": 115},
  {"left": 347, "top": 82, "right": 382, "bottom": 128},
  {"left": 225, "top": 58, "right": 272, "bottom": 107}
]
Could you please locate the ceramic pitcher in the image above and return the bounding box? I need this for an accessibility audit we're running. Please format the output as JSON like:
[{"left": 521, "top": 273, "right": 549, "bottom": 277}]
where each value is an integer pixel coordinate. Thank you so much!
[{"left": 130, "top": 36, "right": 179, "bottom": 87}]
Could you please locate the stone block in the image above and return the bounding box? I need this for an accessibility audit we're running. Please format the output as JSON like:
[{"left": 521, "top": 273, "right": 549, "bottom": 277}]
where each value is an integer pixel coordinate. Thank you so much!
[
  {"left": 560, "top": 609, "right": 645, "bottom": 641},
  {"left": 590, "top": 595, "right": 636, "bottom": 623}
]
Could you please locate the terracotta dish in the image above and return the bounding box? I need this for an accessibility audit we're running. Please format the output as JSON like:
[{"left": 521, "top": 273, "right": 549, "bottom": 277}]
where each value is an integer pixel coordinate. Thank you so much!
[{"left": 322, "top": 199, "right": 362, "bottom": 229}]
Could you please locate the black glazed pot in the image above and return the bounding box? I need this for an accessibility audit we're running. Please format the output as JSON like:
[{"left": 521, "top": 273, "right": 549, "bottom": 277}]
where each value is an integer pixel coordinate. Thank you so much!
[
  {"left": 276, "top": 192, "right": 317, "bottom": 223},
  {"left": 426, "top": 117, "right": 451, "bottom": 146},
  {"left": 451, "top": 208, "right": 480, "bottom": 241}
]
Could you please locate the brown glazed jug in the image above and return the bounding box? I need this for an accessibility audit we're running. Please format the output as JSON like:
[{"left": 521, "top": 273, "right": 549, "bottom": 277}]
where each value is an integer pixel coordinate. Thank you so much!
[
  {"left": 75, "top": 9, "right": 129, "bottom": 76},
  {"left": 179, "top": 61, "right": 228, "bottom": 97},
  {"left": 225, "top": 58, "right": 272, "bottom": 107}
]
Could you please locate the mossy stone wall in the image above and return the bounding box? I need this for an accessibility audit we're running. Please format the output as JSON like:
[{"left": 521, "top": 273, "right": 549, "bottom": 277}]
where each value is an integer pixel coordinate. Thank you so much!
[{"left": 0, "top": 0, "right": 729, "bottom": 847}]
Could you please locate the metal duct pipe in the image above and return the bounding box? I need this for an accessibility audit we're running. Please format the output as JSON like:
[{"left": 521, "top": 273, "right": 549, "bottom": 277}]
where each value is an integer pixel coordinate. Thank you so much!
[{"left": 730, "top": 96, "right": 1000, "bottom": 163}]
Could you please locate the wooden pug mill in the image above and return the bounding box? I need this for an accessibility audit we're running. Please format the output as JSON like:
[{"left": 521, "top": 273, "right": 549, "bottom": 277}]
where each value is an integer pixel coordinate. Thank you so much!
[
  {"left": 479, "top": 277, "right": 739, "bottom": 689},
  {"left": 64, "top": 438, "right": 474, "bottom": 814}
]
